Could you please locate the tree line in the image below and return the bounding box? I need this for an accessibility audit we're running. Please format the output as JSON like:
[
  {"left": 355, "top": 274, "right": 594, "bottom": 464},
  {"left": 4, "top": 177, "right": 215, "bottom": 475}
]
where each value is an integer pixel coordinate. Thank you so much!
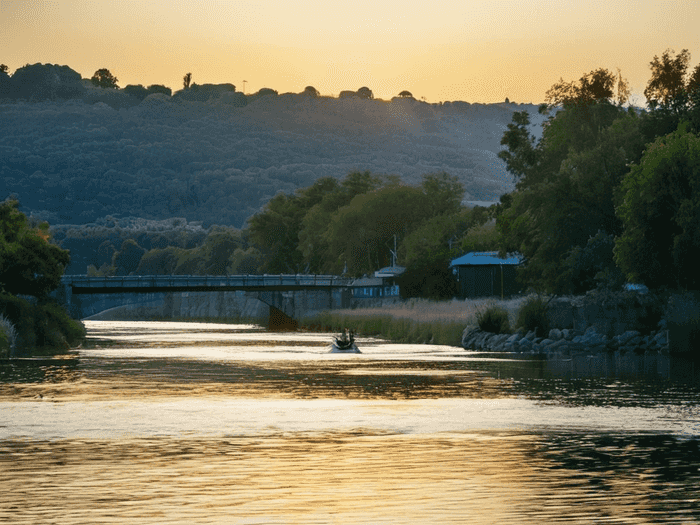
[
  {"left": 0, "top": 62, "right": 422, "bottom": 103},
  {"left": 496, "top": 48, "right": 700, "bottom": 293}
]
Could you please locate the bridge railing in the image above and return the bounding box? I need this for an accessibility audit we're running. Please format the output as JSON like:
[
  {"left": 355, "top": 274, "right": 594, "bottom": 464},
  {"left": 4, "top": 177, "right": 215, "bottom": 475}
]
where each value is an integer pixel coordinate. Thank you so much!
[{"left": 61, "top": 274, "right": 354, "bottom": 288}]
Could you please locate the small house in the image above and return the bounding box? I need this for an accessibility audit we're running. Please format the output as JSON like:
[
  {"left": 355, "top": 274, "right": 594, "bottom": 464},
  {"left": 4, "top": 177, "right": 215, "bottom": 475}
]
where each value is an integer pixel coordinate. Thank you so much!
[
  {"left": 449, "top": 251, "right": 522, "bottom": 298},
  {"left": 351, "top": 266, "right": 404, "bottom": 299}
]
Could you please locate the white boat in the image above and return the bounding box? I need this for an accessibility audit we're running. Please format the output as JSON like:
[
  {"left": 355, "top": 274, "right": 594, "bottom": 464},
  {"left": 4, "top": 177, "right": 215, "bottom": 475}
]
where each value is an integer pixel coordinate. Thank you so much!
[
  {"left": 329, "top": 342, "right": 361, "bottom": 353},
  {"left": 329, "top": 330, "right": 361, "bottom": 353}
]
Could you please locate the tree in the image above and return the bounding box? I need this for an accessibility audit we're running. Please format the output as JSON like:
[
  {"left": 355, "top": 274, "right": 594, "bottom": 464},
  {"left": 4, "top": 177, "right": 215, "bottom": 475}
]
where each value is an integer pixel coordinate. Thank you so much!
[
  {"left": 302, "top": 86, "right": 320, "bottom": 97},
  {"left": 398, "top": 90, "right": 413, "bottom": 98},
  {"left": 322, "top": 185, "right": 429, "bottom": 275},
  {"left": 147, "top": 84, "right": 172, "bottom": 96},
  {"left": 496, "top": 90, "right": 643, "bottom": 293},
  {"left": 112, "top": 239, "right": 146, "bottom": 275},
  {"left": 615, "top": 127, "right": 700, "bottom": 289},
  {"left": 545, "top": 68, "right": 620, "bottom": 107},
  {"left": 420, "top": 172, "right": 464, "bottom": 216},
  {"left": 644, "top": 48, "right": 691, "bottom": 109},
  {"left": 356, "top": 86, "right": 373, "bottom": 99},
  {"left": 497, "top": 111, "right": 539, "bottom": 184},
  {"left": 123, "top": 84, "right": 149, "bottom": 100},
  {"left": 0, "top": 198, "right": 69, "bottom": 297},
  {"left": 90, "top": 68, "right": 119, "bottom": 89},
  {"left": 183, "top": 72, "right": 192, "bottom": 89},
  {"left": 0, "top": 64, "right": 8, "bottom": 73}
]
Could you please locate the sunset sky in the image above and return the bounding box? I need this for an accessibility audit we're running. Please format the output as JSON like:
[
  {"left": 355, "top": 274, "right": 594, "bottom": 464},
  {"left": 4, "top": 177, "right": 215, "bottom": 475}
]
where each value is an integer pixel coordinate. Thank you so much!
[{"left": 2, "top": 0, "right": 699, "bottom": 104}]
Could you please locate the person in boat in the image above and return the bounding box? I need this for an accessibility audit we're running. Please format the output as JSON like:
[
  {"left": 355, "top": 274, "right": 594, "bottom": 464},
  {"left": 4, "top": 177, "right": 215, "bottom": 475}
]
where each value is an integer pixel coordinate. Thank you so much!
[{"left": 334, "top": 328, "right": 355, "bottom": 350}]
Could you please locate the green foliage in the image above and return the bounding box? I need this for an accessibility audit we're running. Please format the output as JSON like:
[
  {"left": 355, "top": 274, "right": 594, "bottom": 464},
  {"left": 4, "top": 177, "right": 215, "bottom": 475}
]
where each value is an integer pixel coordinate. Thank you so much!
[
  {"left": 564, "top": 231, "right": 625, "bottom": 293},
  {"left": 515, "top": 296, "right": 550, "bottom": 336},
  {"left": 0, "top": 198, "right": 69, "bottom": 297},
  {"left": 476, "top": 305, "right": 511, "bottom": 334},
  {"left": 615, "top": 127, "right": 700, "bottom": 289},
  {"left": 0, "top": 293, "right": 85, "bottom": 355},
  {"left": 496, "top": 102, "right": 644, "bottom": 293},
  {"left": 112, "top": 239, "right": 146, "bottom": 275},
  {"left": 91, "top": 68, "right": 119, "bottom": 89}
]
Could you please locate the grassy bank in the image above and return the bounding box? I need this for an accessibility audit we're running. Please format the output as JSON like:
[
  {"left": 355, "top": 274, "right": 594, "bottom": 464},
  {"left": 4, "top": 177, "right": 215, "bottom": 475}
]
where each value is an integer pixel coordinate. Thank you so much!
[
  {"left": 301, "top": 297, "right": 526, "bottom": 347},
  {"left": 0, "top": 293, "right": 86, "bottom": 357}
]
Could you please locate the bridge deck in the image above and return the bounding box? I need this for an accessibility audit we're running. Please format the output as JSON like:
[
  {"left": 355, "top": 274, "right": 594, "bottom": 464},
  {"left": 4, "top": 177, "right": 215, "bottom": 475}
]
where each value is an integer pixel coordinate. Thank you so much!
[{"left": 62, "top": 274, "right": 354, "bottom": 294}]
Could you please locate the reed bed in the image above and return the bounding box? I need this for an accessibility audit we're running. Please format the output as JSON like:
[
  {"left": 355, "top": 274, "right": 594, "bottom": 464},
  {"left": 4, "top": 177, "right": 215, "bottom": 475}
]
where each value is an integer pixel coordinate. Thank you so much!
[{"left": 301, "top": 297, "right": 527, "bottom": 347}]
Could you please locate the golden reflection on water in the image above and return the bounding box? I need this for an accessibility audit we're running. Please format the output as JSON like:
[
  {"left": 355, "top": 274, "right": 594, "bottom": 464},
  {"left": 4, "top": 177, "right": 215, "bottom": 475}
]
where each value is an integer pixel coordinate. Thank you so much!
[
  {"left": 2, "top": 321, "right": 699, "bottom": 523},
  {"left": 0, "top": 431, "right": 666, "bottom": 524}
]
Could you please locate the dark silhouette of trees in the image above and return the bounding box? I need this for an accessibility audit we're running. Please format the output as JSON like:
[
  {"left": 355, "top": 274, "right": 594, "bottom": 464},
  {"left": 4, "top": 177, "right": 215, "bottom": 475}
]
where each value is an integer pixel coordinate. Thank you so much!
[
  {"left": 8, "top": 63, "right": 84, "bottom": 100},
  {"left": 254, "top": 87, "right": 278, "bottom": 97},
  {"left": 147, "top": 84, "right": 172, "bottom": 96},
  {"left": 545, "top": 68, "right": 623, "bottom": 107},
  {"left": 90, "top": 68, "right": 119, "bottom": 89},
  {"left": 183, "top": 72, "right": 192, "bottom": 89},
  {"left": 0, "top": 64, "right": 8, "bottom": 73},
  {"left": 398, "top": 90, "right": 413, "bottom": 98},
  {"left": 357, "top": 87, "right": 373, "bottom": 99},
  {"left": 302, "top": 86, "right": 320, "bottom": 97},
  {"left": 644, "top": 48, "right": 691, "bottom": 108}
]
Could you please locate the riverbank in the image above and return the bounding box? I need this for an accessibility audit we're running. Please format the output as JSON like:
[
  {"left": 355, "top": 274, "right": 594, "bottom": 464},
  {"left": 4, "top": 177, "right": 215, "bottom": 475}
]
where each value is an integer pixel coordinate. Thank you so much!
[
  {"left": 0, "top": 294, "right": 86, "bottom": 357},
  {"left": 300, "top": 297, "right": 526, "bottom": 346}
]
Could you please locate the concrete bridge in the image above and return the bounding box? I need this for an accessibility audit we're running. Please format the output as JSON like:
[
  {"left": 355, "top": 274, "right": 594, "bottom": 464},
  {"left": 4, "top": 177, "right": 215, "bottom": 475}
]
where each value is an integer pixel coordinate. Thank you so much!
[{"left": 55, "top": 275, "right": 354, "bottom": 329}]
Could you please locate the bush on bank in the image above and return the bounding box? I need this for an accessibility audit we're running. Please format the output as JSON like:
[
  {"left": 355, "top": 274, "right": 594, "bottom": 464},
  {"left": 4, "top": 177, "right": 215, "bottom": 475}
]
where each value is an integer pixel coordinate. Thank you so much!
[{"left": 0, "top": 293, "right": 86, "bottom": 356}]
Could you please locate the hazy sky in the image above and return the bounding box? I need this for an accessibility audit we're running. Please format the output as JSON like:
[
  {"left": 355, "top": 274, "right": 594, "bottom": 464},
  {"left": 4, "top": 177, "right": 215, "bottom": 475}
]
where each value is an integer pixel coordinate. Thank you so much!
[{"left": 2, "top": 0, "right": 698, "bottom": 103}]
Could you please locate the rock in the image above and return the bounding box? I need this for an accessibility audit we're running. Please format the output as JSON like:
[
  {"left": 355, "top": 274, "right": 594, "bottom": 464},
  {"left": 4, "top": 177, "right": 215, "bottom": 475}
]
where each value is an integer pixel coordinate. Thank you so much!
[
  {"left": 506, "top": 333, "right": 521, "bottom": 344},
  {"left": 524, "top": 331, "right": 536, "bottom": 341},
  {"left": 653, "top": 331, "right": 668, "bottom": 346},
  {"left": 548, "top": 328, "right": 563, "bottom": 341},
  {"left": 616, "top": 330, "right": 640, "bottom": 346}
]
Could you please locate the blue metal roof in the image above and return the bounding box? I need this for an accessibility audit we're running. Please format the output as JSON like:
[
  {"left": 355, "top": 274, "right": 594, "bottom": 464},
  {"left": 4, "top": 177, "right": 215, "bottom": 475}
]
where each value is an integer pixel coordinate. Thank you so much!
[{"left": 449, "top": 251, "right": 523, "bottom": 267}]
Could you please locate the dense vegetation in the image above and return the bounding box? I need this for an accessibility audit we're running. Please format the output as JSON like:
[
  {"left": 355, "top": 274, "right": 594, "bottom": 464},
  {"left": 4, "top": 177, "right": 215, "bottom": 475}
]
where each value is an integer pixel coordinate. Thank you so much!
[
  {"left": 1, "top": 62, "right": 536, "bottom": 229},
  {"left": 0, "top": 198, "right": 85, "bottom": 356},
  {"left": 496, "top": 49, "right": 700, "bottom": 294}
]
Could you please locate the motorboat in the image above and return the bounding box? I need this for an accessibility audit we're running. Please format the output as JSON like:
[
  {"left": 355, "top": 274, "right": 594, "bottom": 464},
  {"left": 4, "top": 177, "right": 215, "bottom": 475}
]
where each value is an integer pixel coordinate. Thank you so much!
[{"left": 329, "top": 329, "right": 361, "bottom": 353}]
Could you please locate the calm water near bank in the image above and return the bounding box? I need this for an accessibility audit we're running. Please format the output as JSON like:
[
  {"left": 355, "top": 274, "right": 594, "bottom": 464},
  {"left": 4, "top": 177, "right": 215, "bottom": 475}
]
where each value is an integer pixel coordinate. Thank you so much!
[{"left": 1, "top": 321, "right": 700, "bottom": 523}]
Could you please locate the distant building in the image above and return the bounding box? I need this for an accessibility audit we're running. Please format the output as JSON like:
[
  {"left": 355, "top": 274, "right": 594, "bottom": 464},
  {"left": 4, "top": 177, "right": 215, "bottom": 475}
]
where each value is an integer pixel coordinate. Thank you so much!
[
  {"left": 449, "top": 252, "right": 522, "bottom": 298},
  {"left": 351, "top": 266, "right": 405, "bottom": 299}
]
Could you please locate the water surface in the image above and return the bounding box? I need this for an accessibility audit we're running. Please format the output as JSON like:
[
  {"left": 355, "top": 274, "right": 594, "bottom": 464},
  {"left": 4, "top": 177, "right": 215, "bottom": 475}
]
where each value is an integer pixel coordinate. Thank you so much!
[{"left": 1, "top": 321, "right": 699, "bottom": 523}]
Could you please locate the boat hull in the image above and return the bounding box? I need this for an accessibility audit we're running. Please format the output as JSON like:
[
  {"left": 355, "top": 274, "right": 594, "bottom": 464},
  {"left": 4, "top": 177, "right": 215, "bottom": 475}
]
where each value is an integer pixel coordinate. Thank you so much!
[{"left": 329, "top": 343, "right": 361, "bottom": 353}]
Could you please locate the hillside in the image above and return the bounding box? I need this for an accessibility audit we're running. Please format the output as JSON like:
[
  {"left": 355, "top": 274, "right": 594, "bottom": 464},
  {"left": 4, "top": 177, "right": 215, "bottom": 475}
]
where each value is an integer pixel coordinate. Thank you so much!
[{"left": 1, "top": 89, "right": 544, "bottom": 228}]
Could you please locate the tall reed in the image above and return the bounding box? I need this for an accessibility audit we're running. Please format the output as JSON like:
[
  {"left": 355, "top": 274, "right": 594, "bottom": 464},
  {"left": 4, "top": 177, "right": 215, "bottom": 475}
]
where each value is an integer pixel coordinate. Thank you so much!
[{"left": 301, "top": 297, "right": 526, "bottom": 346}]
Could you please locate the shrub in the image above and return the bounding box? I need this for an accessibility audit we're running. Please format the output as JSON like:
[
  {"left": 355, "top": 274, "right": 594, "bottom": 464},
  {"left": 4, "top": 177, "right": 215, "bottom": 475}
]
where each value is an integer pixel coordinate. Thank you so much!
[
  {"left": 476, "top": 305, "right": 511, "bottom": 334},
  {"left": 516, "top": 296, "right": 550, "bottom": 336},
  {"left": 0, "top": 314, "right": 17, "bottom": 357}
]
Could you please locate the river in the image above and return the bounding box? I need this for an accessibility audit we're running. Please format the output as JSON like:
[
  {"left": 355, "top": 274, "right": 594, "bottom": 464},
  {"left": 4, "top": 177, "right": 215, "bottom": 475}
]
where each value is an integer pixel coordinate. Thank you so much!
[{"left": 2, "top": 320, "right": 700, "bottom": 524}]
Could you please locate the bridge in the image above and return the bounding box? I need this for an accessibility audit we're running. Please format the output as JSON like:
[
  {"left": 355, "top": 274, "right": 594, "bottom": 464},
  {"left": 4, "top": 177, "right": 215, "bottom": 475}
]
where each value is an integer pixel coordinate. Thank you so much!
[{"left": 55, "top": 274, "right": 354, "bottom": 329}]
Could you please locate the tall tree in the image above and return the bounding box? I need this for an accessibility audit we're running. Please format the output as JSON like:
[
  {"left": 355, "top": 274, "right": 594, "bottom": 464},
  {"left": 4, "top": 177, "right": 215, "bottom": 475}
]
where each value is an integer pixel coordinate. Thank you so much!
[
  {"left": 90, "top": 68, "right": 119, "bottom": 89},
  {"left": 644, "top": 48, "right": 691, "bottom": 109},
  {"left": 183, "top": 72, "right": 192, "bottom": 89},
  {"left": 0, "top": 198, "right": 69, "bottom": 297},
  {"left": 615, "top": 126, "right": 700, "bottom": 289}
]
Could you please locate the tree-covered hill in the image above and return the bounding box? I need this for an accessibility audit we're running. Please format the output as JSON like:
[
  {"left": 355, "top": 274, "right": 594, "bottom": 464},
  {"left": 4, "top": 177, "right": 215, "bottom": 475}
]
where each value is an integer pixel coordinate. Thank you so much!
[{"left": 1, "top": 64, "right": 544, "bottom": 228}]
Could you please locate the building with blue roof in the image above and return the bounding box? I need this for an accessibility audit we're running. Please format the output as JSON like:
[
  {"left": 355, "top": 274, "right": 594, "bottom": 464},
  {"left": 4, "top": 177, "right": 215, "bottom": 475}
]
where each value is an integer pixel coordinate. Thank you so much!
[{"left": 449, "top": 251, "right": 523, "bottom": 298}]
